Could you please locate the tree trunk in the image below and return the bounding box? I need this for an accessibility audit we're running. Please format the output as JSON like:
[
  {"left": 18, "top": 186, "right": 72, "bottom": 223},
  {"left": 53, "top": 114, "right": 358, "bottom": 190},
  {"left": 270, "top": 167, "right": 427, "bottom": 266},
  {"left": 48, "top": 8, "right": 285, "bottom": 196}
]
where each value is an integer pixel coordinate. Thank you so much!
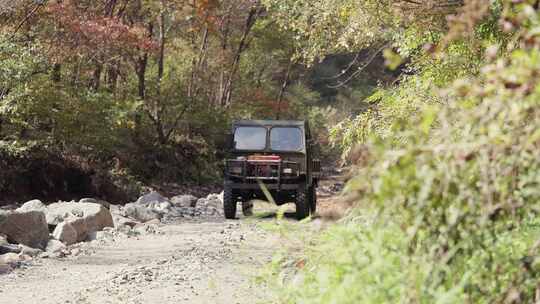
[
  {"left": 276, "top": 59, "right": 293, "bottom": 120},
  {"left": 137, "top": 22, "right": 153, "bottom": 99},
  {"left": 221, "top": 6, "right": 262, "bottom": 107},
  {"left": 107, "top": 64, "right": 118, "bottom": 91},
  {"left": 157, "top": 2, "right": 165, "bottom": 82},
  {"left": 136, "top": 55, "right": 148, "bottom": 99},
  {"left": 52, "top": 63, "right": 61, "bottom": 82},
  {"left": 91, "top": 63, "right": 102, "bottom": 91},
  {"left": 155, "top": 0, "right": 166, "bottom": 145},
  {"left": 133, "top": 22, "right": 153, "bottom": 145}
]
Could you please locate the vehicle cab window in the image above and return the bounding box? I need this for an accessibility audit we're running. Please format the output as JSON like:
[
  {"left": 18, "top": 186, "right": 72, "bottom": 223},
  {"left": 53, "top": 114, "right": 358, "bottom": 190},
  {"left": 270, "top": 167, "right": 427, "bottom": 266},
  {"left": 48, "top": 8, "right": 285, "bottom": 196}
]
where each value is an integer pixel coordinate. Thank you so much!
[
  {"left": 234, "top": 126, "right": 267, "bottom": 150},
  {"left": 270, "top": 127, "right": 304, "bottom": 152}
]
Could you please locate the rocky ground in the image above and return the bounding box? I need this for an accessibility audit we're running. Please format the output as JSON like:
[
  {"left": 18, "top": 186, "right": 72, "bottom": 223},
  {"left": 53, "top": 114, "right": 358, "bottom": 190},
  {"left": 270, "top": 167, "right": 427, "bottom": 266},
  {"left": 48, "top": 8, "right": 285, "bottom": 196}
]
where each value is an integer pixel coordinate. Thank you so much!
[
  {"left": 0, "top": 220, "right": 276, "bottom": 304},
  {"left": 0, "top": 173, "right": 346, "bottom": 304}
]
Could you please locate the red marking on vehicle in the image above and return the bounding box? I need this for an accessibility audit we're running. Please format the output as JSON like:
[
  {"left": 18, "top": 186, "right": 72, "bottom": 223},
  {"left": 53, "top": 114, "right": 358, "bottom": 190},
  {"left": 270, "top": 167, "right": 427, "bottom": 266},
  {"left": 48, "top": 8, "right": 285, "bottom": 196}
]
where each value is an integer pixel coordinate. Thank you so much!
[{"left": 247, "top": 155, "right": 281, "bottom": 162}]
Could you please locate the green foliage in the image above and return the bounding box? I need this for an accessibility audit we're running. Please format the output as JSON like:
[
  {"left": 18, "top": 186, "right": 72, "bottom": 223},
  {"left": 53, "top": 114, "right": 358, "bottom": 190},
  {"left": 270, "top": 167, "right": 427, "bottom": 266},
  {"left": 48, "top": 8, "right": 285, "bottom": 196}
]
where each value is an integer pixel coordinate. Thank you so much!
[
  {"left": 0, "top": 35, "right": 46, "bottom": 118},
  {"left": 268, "top": 1, "right": 540, "bottom": 303},
  {"left": 262, "top": 0, "right": 395, "bottom": 63}
]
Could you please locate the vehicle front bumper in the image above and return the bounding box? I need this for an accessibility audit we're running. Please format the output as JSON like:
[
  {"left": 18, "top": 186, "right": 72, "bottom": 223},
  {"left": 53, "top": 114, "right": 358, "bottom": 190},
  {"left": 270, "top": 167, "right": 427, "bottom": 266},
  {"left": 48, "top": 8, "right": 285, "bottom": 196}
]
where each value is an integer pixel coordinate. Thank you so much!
[{"left": 225, "top": 182, "right": 299, "bottom": 191}]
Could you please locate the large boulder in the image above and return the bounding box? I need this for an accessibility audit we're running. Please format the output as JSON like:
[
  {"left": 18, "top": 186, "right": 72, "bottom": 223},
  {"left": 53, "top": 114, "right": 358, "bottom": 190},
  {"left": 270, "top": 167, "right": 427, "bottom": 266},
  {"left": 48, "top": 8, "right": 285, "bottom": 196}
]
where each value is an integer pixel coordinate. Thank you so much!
[
  {"left": 0, "top": 210, "right": 49, "bottom": 249},
  {"left": 52, "top": 222, "right": 78, "bottom": 245},
  {"left": 48, "top": 203, "right": 114, "bottom": 244},
  {"left": 46, "top": 201, "right": 84, "bottom": 225},
  {"left": 16, "top": 200, "right": 47, "bottom": 213},
  {"left": 123, "top": 203, "right": 161, "bottom": 223}
]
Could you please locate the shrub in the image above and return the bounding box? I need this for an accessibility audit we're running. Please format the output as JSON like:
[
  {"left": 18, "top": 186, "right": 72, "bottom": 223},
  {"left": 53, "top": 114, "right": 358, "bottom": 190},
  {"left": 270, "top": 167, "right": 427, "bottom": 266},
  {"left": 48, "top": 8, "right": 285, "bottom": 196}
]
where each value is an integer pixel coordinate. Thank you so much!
[{"left": 269, "top": 2, "right": 540, "bottom": 303}]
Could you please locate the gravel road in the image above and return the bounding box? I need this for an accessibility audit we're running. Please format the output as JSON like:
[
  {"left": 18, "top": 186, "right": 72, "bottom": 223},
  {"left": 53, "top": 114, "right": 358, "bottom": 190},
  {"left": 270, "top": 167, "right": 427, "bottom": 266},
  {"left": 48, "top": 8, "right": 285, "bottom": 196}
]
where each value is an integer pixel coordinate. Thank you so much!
[
  {"left": 0, "top": 171, "right": 346, "bottom": 304},
  {"left": 0, "top": 218, "right": 278, "bottom": 304}
]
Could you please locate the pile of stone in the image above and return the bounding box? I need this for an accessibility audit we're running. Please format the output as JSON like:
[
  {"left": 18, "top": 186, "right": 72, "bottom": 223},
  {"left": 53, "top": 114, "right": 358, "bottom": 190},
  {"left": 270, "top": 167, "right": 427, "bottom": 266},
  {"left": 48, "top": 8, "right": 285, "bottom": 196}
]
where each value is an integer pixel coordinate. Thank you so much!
[
  {"left": 120, "top": 191, "right": 223, "bottom": 224},
  {"left": 0, "top": 190, "right": 224, "bottom": 275},
  {"left": 0, "top": 198, "right": 115, "bottom": 274}
]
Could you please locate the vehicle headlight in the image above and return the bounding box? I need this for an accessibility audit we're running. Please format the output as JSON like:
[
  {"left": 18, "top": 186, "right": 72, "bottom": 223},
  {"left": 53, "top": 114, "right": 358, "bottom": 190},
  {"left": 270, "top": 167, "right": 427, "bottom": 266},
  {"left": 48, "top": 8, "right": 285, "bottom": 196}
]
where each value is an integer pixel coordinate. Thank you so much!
[{"left": 283, "top": 168, "right": 293, "bottom": 174}]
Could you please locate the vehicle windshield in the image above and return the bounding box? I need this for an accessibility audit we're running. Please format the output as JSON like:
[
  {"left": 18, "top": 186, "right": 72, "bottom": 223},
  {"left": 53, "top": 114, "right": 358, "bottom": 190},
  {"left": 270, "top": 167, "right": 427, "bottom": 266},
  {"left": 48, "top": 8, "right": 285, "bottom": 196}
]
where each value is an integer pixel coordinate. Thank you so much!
[
  {"left": 270, "top": 127, "right": 304, "bottom": 152},
  {"left": 234, "top": 126, "right": 267, "bottom": 150}
]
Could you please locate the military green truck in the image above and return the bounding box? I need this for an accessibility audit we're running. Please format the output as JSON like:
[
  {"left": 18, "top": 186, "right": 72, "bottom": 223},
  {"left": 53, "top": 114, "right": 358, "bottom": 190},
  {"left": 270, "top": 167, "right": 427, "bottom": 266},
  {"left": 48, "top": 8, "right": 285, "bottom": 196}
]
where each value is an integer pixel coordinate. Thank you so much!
[{"left": 223, "top": 120, "right": 321, "bottom": 219}]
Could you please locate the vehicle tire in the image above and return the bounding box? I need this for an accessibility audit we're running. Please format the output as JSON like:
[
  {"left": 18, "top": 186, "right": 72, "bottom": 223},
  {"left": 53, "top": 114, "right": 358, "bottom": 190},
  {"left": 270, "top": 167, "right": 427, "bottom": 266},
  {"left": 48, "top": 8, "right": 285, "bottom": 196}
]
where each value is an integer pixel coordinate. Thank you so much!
[
  {"left": 309, "top": 186, "right": 317, "bottom": 214},
  {"left": 242, "top": 201, "right": 254, "bottom": 217},
  {"left": 295, "top": 184, "right": 310, "bottom": 220},
  {"left": 223, "top": 185, "right": 237, "bottom": 219}
]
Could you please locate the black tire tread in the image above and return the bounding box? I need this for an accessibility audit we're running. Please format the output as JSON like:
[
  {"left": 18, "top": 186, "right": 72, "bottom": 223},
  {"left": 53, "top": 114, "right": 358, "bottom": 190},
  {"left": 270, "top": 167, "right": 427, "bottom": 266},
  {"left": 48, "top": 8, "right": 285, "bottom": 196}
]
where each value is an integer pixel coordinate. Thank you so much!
[
  {"left": 310, "top": 186, "right": 317, "bottom": 213},
  {"left": 223, "top": 185, "right": 237, "bottom": 219},
  {"left": 295, "top": 185, "right": 310, "bottom": 220}
]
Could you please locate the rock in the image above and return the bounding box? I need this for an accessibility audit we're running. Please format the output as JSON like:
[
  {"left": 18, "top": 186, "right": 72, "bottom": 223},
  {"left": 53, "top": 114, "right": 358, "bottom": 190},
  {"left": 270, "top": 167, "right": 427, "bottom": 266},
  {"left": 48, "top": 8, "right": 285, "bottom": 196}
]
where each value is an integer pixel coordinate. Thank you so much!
[
  {"left": 46, "top": 202, "right": 83, "bottom": 225},
  {"left": 144, "top": 219, "right": 161, "bottom": 225},
  {"left": 53, "top": 222, "right": 78, "bottom": 245},
  {"left": 206, "top": 192, "right": 223, "bottom": 203},
  {"left": 0, "top": 253, "right": 21, "bottom": 265},
  {"left": 48, "top": 202, "right": 114, "bottom": 243},
  {"left": 47, "top": 213, "right": 66, "bottom": 227},
  {"left": 219, "top": 191, "right": 224, "bottom": 202},
  {"left": 136, "top": 191, "right": 170, "bottom": 206},
  {"left": 133, "top": 224, "right": 158, "bottom": 235},
  {"left": 0, "top": 245, "right": 20, "bottom": 255},
  {"left": 0, "top": 263, "right": 12, "bottom": 274},
  {"left": 79, "top": 198, "right": 97, "bottom": 204},
  {"left": 18, "top": 245, "right": 42, "bottom": 257},
  {"left": 171, "top": 195, "right": 198, "bottom": 208},
  {"left": 0, "top": 234, "right": 20, "bottom": 254},
  {"left": 16, "top": 200, "right": 47, "bottom": 213},
  {"left": 115, "top": 224, "right": 132, "bottom": 235},
  {"left": 198, "top": 197, "right": 221, "bottom": 209},
  {"left": 79, "top": 198, "right": 111, "bottom": 209},
  {"left": 113, "top": 214, "right": 139, "bottom": 228},
  {"left": 147, "top": 201, "right": 172, "bottom": 214},
  {"left": 0, "top": 210, "right": 49, "bottom": 249},
  {"left": 196, "top": 198, "right": 207, "bottom": 208},
  {"left": 46, "top": 239, "right": 66, "bottom": 254},
  {"left": 123, "top": 203, "right": 161, "bottom": 223},
  {"left": 0, "top": 211, "right": 6, "bottom": 226},
  {"left": 87, "top": 230, "right": 113, "bottom": 242}
]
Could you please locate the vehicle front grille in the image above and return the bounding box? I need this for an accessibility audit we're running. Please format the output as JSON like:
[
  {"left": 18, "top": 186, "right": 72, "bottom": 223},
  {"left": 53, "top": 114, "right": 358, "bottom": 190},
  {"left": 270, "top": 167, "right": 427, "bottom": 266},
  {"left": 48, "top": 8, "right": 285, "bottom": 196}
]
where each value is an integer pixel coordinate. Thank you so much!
[{"left": 246, "top": 162, "right": 279, "bottom": 179}]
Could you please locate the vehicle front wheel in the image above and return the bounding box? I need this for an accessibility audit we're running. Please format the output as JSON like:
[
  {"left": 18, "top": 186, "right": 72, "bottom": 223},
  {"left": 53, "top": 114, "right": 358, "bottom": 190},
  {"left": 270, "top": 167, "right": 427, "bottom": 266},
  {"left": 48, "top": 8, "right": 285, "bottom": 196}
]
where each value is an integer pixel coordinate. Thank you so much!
[
  {"left": 309, "top": 186, "right": 317, "bottom": 214},
  {"left": 295, "top": 185, "right": 310, "bottom": 220},
  {"left": 223, "top": 185, "right": 237, "bottom": 219}
]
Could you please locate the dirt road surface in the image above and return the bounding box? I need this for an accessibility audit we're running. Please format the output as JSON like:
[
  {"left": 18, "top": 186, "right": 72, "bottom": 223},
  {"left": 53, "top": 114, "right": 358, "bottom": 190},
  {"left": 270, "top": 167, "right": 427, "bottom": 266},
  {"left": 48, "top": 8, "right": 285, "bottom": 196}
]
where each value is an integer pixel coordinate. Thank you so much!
[
  {"left": 0, "top": 171, "right": 346, "bottom": 304},
  {"left": 0, "top": 218, "right": 278, "bottom": 304}
]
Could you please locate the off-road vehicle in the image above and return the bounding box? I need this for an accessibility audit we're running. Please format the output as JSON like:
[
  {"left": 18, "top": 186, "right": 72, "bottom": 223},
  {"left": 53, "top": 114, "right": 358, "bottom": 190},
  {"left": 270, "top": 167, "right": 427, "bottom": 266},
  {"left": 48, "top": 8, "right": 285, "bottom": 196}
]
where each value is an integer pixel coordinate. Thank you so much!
[{"left": 223, "top": 120, "right": 321, "bottom": 219}]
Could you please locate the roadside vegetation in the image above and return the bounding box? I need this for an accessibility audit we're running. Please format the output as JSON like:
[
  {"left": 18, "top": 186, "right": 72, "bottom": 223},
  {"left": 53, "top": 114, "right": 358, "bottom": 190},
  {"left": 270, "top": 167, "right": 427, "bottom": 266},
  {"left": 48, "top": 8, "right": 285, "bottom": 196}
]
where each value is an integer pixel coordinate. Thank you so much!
[
  {"left": 262, "top": 0, "right": 540, "bottom": 303},
  {"left": 2, "top": 1, "right": 540, "bottom": 302},
  {"left": 0, "top": 0, "right": 381, "bottom": 203}
]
